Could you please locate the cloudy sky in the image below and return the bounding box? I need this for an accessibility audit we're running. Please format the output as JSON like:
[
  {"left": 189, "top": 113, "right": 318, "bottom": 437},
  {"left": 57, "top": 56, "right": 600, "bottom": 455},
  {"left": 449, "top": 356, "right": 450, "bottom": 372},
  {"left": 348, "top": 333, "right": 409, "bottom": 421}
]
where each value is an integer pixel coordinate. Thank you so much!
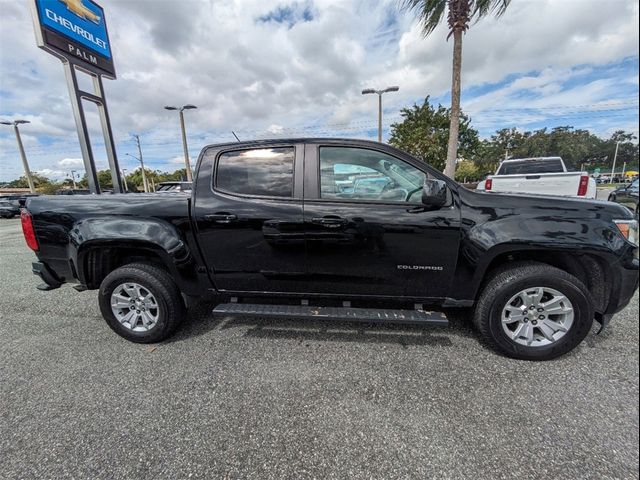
[{"left": 0, "top": 0, "right": 638, "bottom": 182}]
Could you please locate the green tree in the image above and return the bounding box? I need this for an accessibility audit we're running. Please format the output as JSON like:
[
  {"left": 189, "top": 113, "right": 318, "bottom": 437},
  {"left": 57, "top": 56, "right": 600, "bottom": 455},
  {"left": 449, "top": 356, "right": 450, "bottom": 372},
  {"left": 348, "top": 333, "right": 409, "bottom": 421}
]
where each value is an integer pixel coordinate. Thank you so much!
[
  {"left": 8, "top": 173, "right": 61, "bottom": 194},
  {"left": 388, "top": 96, "right": 479, "bottom": 172},
  {"left": 510, "top": 127, "right": 601, "bottom": 170},
  {"left": 471, "top": 127, "right": 639, "bottom": 174},
  {"left": 97, "top": 170, "right": 114, "bottom": 189},
  {"left": 401, "top": 0, "right": 511, "bottom": 179},
  {"left": 472, "top": 128, "right": 524, "bottom": 174},
  {"left": 601, "top": 131, "right": 639, "bottom": 172},
  {"left": 454, "top": 159, "right": 480, "bottom": 182},
  {"left": 77, "top": 170, "right": 115, "bottom": 190}
]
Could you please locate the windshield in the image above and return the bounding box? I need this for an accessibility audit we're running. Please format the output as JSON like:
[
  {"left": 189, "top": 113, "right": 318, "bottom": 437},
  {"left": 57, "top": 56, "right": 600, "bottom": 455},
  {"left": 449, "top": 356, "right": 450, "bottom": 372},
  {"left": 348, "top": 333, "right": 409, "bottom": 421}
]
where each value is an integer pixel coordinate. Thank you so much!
[{"left": 497, "top": 159, "right": 564, "bottom": 175}]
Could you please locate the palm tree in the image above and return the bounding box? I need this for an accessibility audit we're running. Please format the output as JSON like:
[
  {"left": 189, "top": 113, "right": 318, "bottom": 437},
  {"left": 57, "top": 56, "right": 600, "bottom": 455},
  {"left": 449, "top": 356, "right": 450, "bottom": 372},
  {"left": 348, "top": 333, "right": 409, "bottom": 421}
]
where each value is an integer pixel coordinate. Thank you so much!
[{"left": 401, "top": 0, "right": 511, "bottom": 178}]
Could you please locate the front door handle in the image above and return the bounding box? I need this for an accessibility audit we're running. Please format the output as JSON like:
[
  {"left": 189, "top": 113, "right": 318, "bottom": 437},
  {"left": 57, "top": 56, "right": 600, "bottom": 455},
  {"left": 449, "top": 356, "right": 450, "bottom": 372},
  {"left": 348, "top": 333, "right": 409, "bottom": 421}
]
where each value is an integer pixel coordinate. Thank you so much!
[
  {"left": 204, "top": 212, "right": 238, "bottom": 224},
  {"left": 311, "top": 216, "right": 348, "bottom": 228}
]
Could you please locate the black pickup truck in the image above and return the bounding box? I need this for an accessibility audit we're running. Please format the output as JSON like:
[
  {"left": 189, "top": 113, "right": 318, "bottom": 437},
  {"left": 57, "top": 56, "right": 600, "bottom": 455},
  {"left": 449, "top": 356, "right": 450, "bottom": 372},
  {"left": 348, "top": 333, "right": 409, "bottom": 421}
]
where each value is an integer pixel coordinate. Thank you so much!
[{"left": 21, "top": 139, "right": 639, "bottom": 360}]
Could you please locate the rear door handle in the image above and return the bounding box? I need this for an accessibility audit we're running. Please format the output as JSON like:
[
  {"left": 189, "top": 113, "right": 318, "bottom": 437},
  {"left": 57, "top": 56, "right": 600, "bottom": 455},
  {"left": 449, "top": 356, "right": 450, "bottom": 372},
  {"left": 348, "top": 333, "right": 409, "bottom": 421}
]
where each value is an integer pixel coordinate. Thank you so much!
[
  {"left": 311, "top": 216, "right": 348, "bottom": 228},
  {"left": 204, "top": 213, "right": 238, "bottom": 224}
]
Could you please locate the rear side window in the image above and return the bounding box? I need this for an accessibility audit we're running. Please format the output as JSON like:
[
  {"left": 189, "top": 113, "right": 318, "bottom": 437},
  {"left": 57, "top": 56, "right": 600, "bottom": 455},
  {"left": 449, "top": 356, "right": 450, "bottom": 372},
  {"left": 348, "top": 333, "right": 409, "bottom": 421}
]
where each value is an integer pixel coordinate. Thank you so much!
[
  {"left": 216, "top": 147, "right": 294, "bottom": 197},
  {"left": 497, "top": 159, "right": 564, "bottom": 175}
]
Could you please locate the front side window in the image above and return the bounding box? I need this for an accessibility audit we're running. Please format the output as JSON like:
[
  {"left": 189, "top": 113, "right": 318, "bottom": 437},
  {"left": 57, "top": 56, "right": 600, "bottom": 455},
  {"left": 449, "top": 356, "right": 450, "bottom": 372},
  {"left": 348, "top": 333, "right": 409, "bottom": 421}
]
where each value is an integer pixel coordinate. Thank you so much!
[
  {"left": 216, "top": 147, "right": 294, "bottom": 197},
  {"left": 319, "top": 147, "right": 425, "bottom": 203}
]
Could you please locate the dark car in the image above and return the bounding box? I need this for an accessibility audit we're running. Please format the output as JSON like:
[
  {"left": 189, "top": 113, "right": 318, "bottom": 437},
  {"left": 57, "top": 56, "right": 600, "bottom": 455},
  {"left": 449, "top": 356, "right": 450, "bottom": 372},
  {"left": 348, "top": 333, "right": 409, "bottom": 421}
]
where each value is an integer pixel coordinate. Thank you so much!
[
  {"left": 20, "top": 138, "right": 639, "bottom": 361},
  {"left": 156, "top": 182, "right": 192, "bottom": 193},
  {"left": 0, "top": 200, "right": 20, "bottom": 218},
  {"left": 56, "top": 189, "right": 92, "bottom": 195},
  {"left": 609, "top": 179, "right": 639, "bottom": 219}
]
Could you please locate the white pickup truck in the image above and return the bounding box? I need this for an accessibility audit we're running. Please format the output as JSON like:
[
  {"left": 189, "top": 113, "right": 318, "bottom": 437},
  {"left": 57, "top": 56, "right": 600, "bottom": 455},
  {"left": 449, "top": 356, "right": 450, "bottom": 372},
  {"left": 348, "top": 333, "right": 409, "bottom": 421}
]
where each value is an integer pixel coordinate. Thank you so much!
[{"left": 476, "top": 157, "right": 597, "bottom": 199}]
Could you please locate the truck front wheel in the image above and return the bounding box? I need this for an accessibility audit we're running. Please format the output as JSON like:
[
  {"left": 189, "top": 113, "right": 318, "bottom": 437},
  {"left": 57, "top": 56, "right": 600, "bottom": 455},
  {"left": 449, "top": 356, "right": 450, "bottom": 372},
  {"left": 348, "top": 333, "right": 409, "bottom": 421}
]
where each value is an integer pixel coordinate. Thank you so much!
[
  {"left": 98, "top": 263, "right": 185, "bottom": 343},
  {"left": 473, "top": 263, "right": 593, "bottom": 360}
]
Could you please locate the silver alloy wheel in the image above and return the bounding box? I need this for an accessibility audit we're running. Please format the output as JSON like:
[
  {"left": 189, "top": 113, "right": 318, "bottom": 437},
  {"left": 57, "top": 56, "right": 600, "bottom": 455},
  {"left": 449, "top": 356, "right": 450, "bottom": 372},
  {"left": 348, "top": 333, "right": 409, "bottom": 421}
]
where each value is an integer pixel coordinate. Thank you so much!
[
  {"left": 501, "top": 287, "right": 574, "bottom": 347},
  {"left": 110, "top": 282, "right": 160, "bottom": 332}
]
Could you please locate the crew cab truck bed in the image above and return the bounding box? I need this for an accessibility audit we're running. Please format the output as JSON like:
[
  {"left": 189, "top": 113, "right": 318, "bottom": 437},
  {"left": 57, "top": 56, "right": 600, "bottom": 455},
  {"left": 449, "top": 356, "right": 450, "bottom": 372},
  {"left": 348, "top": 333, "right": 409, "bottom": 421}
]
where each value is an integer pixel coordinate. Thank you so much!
[{"left": 22, "top": 138, "right": 639, "bottom": 360}]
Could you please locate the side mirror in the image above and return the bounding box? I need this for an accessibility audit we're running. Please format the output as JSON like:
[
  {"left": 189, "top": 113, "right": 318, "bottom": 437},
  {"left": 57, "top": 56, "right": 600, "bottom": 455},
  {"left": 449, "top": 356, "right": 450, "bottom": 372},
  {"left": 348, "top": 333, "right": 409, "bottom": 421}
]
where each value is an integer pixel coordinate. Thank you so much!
[{"left": 422, "top": 178, "right": 448, "bottom": 208}]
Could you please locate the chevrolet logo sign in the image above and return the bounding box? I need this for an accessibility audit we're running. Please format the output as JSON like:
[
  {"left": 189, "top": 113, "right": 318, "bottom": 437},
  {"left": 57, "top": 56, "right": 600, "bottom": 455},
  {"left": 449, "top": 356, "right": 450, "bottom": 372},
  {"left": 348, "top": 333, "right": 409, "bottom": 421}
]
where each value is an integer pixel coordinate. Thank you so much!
[{"left": 59, "top": 0, "right": 101, "bottom": 25}]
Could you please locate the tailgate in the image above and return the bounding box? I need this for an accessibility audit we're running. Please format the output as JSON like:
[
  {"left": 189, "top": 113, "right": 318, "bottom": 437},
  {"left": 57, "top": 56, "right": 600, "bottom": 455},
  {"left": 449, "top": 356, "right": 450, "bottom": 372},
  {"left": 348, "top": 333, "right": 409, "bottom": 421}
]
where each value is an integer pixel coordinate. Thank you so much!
[{"left": 490, "top": 172, "right": 583, "bottom": 197}]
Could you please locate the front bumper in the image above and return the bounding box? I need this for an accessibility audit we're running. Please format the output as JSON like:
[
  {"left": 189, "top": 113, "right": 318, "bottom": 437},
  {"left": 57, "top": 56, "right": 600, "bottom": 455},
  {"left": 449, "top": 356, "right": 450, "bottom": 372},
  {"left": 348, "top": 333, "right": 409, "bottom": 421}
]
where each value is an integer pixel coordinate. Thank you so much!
[
  {"left": 608, "top": 257, "right": 639, "bottom": 314},
  {"left": 32, "top": 262, "right": 62, "bottom": 291}
]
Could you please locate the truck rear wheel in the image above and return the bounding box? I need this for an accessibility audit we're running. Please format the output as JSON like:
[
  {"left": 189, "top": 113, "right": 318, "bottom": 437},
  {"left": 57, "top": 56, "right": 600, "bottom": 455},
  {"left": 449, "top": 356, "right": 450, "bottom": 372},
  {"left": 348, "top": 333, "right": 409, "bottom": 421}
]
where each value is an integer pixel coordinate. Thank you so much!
[
  {"left": 473, "top": 263, "right": 593, "bottom": 360},
  {"left": 98, "top": 263, "right": 185, "bottom": 343}
]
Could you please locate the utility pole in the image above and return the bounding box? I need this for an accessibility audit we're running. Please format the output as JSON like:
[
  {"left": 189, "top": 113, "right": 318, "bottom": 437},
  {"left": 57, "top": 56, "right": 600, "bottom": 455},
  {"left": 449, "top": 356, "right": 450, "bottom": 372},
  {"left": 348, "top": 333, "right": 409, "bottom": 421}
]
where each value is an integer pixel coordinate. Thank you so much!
[
  {"left": 361, "top": 87, "right": 399, "bottom": 143},
  {"left": 610, "top": 141, "right": 620, "bottom": 184},
  {"left": 126, "top": 152, "right": 148, "bottom": 193},
  {"left": 1, "top": 120, "right": 36, "bottom": 193},
  {"left": 70, "top": 170, "right": 77, "bottom": 189},
  {"left": 133, "top": 135, "right": 149, "bottom": 192}
]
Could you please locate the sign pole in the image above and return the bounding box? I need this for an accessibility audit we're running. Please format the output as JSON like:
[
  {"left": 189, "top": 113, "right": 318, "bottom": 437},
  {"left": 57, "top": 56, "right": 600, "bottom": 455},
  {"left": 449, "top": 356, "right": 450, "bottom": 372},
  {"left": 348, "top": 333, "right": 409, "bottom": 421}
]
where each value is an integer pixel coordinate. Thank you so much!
[
  {"left": 94, "top": 73, "right": 123, "bottom": 193},
  {"left": 63, "top": 60, "right": 101, "bottom": 194}
]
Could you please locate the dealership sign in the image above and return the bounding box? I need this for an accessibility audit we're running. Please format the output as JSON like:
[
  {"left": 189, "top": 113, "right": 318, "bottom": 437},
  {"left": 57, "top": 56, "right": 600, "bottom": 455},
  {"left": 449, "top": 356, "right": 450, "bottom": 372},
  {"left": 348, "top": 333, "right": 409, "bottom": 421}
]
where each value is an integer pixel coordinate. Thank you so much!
[
  {"left": 31, "top": 0, "right": 115, "bottom": 77},
  {"left": 28, "top": 0, "right": 122, "bottom": 194}
]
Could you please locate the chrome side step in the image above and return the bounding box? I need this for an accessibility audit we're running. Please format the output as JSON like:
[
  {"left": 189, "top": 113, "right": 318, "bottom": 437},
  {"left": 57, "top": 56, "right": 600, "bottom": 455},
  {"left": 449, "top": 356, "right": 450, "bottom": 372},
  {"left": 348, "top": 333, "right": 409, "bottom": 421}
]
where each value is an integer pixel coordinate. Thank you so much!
[{"left": 212, "top": 303, "right": 448, "bottom": 327}]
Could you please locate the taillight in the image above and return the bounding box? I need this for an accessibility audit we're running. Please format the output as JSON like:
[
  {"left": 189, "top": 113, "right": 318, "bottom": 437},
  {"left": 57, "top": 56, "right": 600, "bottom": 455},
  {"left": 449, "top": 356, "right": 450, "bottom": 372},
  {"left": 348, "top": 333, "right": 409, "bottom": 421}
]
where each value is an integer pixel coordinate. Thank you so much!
[
  {"left": 20, "top": 210, "right": 39, "bottom": 251},
  {"left": 577, "top": 175, "right": 589, "bottom": 196},
  {"left": 485, "top": 178, "right": 493, "bottom": 191}
]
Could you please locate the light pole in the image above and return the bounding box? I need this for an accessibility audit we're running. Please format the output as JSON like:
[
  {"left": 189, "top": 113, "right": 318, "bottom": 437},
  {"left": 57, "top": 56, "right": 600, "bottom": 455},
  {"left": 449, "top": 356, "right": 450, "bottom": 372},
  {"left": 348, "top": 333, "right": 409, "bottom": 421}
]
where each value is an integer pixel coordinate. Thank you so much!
[
  {"left": 610, "top": 141, "right": 620, "bottom": 184},
  {"left": 126, "top": 153, "right": 148, "bottom": 192},
  {"left": 361, "top": 87, "right": 399, "bottom": 142},
  {"left": 164, "top": 104, "right": 197, "bottom": 182},
  {"left": 1, "top": 119, "right": 36, "bottom": 193},
  {"left": 70, "top": 169, "right": 78, "bottom": 189}
]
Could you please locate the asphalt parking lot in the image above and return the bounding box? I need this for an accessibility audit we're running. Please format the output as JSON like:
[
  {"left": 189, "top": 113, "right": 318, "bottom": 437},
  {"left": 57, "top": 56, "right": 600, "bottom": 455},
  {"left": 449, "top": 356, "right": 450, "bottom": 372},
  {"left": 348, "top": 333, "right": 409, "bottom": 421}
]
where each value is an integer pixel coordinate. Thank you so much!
[{"left": 0, "top": 217, "right": 638, "bottom": 479}]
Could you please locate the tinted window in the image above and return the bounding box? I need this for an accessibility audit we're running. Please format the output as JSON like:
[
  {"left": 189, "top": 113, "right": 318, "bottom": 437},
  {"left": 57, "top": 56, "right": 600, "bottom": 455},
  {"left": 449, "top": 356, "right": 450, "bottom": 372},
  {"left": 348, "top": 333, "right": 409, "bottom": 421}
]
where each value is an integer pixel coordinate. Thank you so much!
[
  {"left": 216, "top": 147, "right": 294, "bottom": 197},
  {"left": 497, "top": 159, "right": 564, "bottom": 175},
  {"left": 320, "top": 147, "right": 425, "bottom": 202}
]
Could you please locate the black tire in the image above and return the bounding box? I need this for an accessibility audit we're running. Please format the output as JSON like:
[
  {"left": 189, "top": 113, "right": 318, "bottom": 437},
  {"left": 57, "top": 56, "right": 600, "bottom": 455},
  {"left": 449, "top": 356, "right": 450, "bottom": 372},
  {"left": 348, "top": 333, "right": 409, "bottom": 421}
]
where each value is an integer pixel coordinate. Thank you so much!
[
  {"left": 473, "top": 262, "right": 593, "bottom": 361},
  {"left": 98, "top": 263, "right": 185, "bottom": 343}
]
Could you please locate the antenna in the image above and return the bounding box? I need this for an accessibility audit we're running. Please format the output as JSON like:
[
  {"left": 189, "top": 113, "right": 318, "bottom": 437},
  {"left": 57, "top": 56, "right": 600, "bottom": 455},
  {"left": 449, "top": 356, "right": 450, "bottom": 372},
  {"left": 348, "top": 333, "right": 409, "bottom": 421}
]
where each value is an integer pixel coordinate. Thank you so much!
[{"left": 232, "top": 131, "right": 240, "bottom": 142}]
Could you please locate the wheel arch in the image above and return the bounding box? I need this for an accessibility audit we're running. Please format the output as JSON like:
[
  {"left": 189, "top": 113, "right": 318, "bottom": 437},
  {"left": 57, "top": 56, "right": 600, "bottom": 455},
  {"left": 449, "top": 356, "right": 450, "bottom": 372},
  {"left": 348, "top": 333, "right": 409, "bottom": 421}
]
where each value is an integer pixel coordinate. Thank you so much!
[
  {"left": 66, "top": 216, "right": 202, "bottom": 295},
  {"left": 472, "top": 248, "right": 613, "bottom": 315}
]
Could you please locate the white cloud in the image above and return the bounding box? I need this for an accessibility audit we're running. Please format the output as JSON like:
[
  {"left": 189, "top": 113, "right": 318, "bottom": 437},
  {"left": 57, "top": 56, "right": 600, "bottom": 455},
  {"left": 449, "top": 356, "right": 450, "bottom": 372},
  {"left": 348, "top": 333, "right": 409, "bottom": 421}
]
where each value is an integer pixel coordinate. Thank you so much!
[
  {"left": 57, "top": 158, "right": 84, "bottom": 167},
  {"left": 0, "top": 0, "right": 638, "bottom": 181},
  {"left": 35, "top": 168, "right": 68, "bottom": 180},
  {"left": 266, "top": 124, "right": 285, "bottom": 134}
]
